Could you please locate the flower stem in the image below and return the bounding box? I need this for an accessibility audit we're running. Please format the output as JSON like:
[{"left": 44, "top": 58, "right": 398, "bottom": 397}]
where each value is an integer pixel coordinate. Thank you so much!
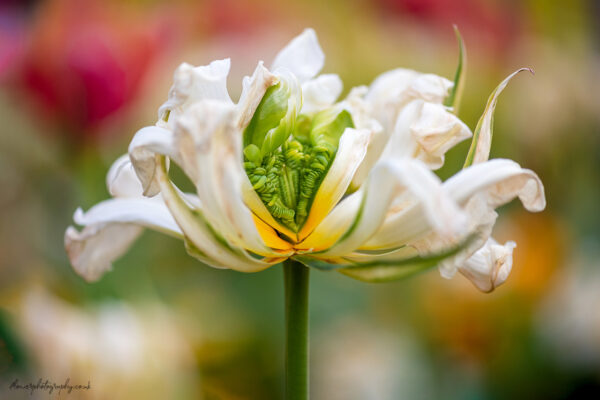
[{"left": 284, "top": 259, "right": 310, "bottom": 400}]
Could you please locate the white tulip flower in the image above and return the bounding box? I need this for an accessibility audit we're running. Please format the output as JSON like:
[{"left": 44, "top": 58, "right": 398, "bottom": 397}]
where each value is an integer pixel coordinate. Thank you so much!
[{"left": 65, "top": 28, "right": 545, "bottom": 292}]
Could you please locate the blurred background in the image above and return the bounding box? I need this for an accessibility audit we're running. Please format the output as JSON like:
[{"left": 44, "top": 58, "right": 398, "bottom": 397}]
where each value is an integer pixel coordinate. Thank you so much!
[{"left": 0, "top": 0, "right": 599, "bottom": 398}]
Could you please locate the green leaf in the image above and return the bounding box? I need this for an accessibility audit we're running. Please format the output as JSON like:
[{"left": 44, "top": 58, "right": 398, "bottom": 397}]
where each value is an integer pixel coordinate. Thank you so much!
[
  {"left": 463, "top": 68, "right": 534, "bottom": 168},
  {"left": 444, "top": 25, "right": 467, "bottom": 115}
]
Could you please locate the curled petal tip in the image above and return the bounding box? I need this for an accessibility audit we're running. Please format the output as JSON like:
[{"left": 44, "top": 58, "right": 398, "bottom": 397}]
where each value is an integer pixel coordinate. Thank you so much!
[{"left": 73, "top": 207, "right": 85, "bottom": 224}]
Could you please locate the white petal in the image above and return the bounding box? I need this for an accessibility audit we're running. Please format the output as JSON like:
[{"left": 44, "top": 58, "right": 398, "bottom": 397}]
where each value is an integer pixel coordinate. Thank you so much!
[
  {"left": 379, "top": 100, "right": 472, "bottom": 169},
  {"left": 271, "top": 28, "right": 324, "bottom": 83},
  {"left": 366, "top": 69, "right": 452, "bottom": 133},
  {"left": 128, "top": 126, "right": 179, "bottom": 197},
  {"left": 106, "top": 155, "right": 143, "bottom": 198},
  {"left": 236, "top": 61, "right": 278, "bottom": 130},
  {"left": 444, "top": 158, "right": 546, "bottom": 212},
  {"left": 414, "top": 193, "right": 498, "bottom": 278},
  {"left": 65, "top": 197, "right": 182, "bottom": 282},
  {"left": 297, "top": 127, "right": 372, "bottom": 241},
  {"left": 342, "top": 87, "right": 384, "bottom": 190},
  {"left": 301, "top": 74, "right": 343, "bottom": 114},
  {"left": 351, "top": 73, "right": 459, "bottom": 188},
  {"left": 305, "top": 159, "right": 466, "bottom": 257},
  {"left": 174, "top": 100, "right": 290, "bottom": 257},
  {"left": 458, "top": 238, "right": 516, "bottom": 292},
  {"left": 414, "top": 159, "right": 545, "bottom": 278},
  {"left": 157, "top": 59, "right": 233, "bottom": 128},
  {"left": 156, "top": 156, "right": 285, "bottom": 272}
]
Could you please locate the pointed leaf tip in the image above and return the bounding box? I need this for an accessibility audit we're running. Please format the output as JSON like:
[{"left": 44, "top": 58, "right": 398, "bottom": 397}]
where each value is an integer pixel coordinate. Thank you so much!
[
  {"left": 444, "top": 26, "right": 467, "bottom": 114},
  {"left": 463, "top": 68, "right": 532, "bottom": 168}
]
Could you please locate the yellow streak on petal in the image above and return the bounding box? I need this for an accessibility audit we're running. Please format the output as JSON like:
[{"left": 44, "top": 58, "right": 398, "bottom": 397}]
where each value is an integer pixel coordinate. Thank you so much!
[
  {"left": 297, "top": 128, "right": 371, "bottom": 241},
  {"left": 252, "top": 214, "right": 294, "bottom": 252},
  {"left": 243, "top": 179, "right": 299, "bottom": 241},
  {"left": 295, "top": 209, "right": 349, "bottom": 252}
]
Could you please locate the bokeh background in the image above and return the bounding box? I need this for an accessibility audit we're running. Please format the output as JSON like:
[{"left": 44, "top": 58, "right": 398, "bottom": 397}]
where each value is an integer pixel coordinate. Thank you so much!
[{"left": 1, "top": 0, "right": 599, "bottom": 398}]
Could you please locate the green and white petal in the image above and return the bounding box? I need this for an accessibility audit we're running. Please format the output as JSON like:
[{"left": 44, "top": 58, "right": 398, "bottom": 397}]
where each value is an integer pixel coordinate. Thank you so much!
[
  {"left": 128, "top": 126, "right": 179, "bottom": 197},
  {"left": 379, "top": 99, "right": 472, "bottom": 169},
  {"left": 301, "top": 74, "right": 343, "bottom": 114},
  {"left": 65, "top": 197, "right": 183, "bottom": 282},
  {"left": 464, "top": 68, "right": 533, "bottom": 167},
  {"left": 175, "top": 100, "right": 290, "bottom": 257},
  {"left": 156, "top": 156, "right": 285, "bottom": 272},
  {"left": 304, "top": 159, "right": 466, "bottom": 257},
  {"left": 271, "top": 28, "right": 324, "bottom": 83},
  {"left": 157, "top": 59, "right": 233, "bottom": 129},
  {"left": 295, "top": 239, "right": 471, "bottom": 283},
  {"left": 457, "top": 238, "right": 516, "bottom": 292}
]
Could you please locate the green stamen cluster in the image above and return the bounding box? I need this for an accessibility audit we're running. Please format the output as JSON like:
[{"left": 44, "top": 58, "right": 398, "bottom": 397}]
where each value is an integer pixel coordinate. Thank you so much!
[
  {"left": 243, "top": 82, "right": 354, "bottom": 234},
  {"left": 245, "top": 138, "right": 335, "bottom": 232}
]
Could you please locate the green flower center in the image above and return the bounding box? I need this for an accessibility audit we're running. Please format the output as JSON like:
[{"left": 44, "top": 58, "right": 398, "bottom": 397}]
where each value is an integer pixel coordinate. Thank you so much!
[{"left": 243, "top": 83, "right": 354, "bottom": 233}]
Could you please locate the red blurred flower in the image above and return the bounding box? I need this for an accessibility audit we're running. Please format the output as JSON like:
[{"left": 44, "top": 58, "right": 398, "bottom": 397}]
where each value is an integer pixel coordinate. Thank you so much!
[
  {"left": 376, "top": 0, "right": 521, "bottom": 55},
  {"left": 15, "top": 0, "right": 171, "bottom": 141},
  {"left": 0, "top": 3, "right": 28, "bottom": 81}
]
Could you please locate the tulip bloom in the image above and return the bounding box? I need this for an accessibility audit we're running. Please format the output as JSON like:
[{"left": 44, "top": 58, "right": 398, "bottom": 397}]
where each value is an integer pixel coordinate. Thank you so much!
[
  {"left": 65, "top": 28, "right": 545, "bottom": 398},
  {"left": 66, "top": 28, "right": 544, "bottom": 289}
]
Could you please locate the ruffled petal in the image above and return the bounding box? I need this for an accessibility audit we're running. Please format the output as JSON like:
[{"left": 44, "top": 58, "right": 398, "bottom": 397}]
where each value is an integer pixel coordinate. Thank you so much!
[
  {"left": 413, "top": 158, "right": 545, "bottom": 278},
  {"left": 106, "top": 154, "right": 143, "bottom": 198},
  {"left": 237, "top": 61, "right": 278, "bottom": 130},
  {"left": 271, "top": 28, "right": 324, "bottom": 83},
  {"left": 157, "top": 59, "right": 233, "bottom": 129},
  {"left": 301, "top": 74, "right": 343, "bottom": 114},
  {"left": 365, "top": 69, "right": 452, "bottom": 132},
  {"left": 301, "top": 159, "right": 466, "bottom": 257},
  {"left": 297, "top": 127, "right": 372, "bottom": 241},
  {"left": 445, "top": 158, "right": 546, "bottom": 211},
  {"left": 174, "top": 100, "right": 292, "bottom": 257},
  {"left": 351, "top": 71, "right": 457, "bottom": 189},
  {"left": 379, "top": 99, "right": 472, "bottom": 169},
  {"left": 128, "top": 126, "right": 179, "bottom": 197},
  {"left": 457, "top": 238, "right": 516, "bottom": 292},
  {"left": 65, "top": 197, "right": 183, "bottom": 282},
  {"left": 156, "top": 156, "right": 285, "bottom": 272}
]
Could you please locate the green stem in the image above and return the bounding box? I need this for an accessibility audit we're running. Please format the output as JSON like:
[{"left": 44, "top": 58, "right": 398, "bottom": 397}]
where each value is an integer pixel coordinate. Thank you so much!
[{"left": 284, "top": 259, "right": 310, "bottom": 400}]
